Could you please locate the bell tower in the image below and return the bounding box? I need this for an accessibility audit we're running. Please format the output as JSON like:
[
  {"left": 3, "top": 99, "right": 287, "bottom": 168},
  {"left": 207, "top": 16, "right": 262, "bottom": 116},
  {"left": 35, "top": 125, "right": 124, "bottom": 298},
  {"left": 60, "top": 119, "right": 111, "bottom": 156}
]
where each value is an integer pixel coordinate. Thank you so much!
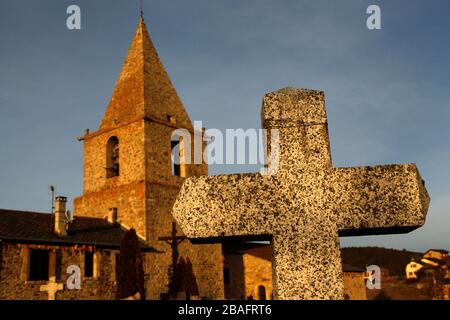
[{"left": 73, "top": 18, "right": 224, "bottom": 299}]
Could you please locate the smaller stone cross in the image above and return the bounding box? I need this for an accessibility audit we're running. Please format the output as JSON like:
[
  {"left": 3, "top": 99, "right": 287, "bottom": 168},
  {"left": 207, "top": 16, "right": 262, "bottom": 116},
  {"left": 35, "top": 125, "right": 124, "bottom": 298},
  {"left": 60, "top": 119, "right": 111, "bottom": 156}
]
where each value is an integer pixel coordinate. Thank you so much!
[{"left": 40, "top": 276, "right": 64, "bottom": 300}]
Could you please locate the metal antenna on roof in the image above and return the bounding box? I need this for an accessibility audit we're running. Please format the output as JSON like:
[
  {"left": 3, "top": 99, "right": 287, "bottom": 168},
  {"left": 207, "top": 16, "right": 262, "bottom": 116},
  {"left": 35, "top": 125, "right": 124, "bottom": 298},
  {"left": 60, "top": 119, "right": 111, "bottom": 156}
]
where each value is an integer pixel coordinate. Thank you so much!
[{"left": 49, "top": 185, "right": 55, "bottom": 214}]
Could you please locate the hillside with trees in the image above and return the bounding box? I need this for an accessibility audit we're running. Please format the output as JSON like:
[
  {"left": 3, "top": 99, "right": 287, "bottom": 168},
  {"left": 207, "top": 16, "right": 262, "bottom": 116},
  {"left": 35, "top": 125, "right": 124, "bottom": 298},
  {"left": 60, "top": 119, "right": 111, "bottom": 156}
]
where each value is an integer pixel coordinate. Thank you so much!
[{"left": 341, "top": 247, "right": 422, "bottom": 277}]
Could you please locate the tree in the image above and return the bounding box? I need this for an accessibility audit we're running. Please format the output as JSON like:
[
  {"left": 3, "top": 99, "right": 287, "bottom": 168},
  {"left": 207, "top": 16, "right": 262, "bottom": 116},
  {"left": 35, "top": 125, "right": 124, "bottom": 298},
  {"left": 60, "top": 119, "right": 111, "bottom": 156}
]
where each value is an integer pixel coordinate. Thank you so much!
[{"left": 116, "top": 228, "right": 146, "bottom": 300}]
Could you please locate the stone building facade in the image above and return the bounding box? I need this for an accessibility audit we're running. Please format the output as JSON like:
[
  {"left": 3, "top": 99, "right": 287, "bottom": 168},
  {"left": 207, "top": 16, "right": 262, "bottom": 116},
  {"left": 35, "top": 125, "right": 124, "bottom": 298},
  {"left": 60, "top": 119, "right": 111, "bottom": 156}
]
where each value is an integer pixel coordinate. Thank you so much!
[
  {"left": 0, "top": 17, "right": 224, "bottom": 300},
  {"left": 342, "top": 265, "right": 368, "bottom": 300},
  {"left": 223, "top": 244, "right": 367, "bottom": 300},
  {"left": 223, "top": 244, "right": 273, "bottom": 300},
  {"left": 0, "top": 242, "right": 117, "bottom": 300},
  {"left": 0, "top": 206, "right": 155, "bottom": 300}
]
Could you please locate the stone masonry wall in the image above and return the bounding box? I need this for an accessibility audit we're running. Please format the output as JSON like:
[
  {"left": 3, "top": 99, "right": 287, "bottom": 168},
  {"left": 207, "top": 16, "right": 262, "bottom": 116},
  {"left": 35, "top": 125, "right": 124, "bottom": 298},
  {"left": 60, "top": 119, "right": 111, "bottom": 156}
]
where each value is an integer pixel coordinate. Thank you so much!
[
  {"left": 242, "top": 254, "right": 273, "bottom": 300},
  {"left": 343, "top": 272, "right": 367, "bottom": 300},
  {"left": 224, "top": 254, "right": 246, "bottom": 300},
  {"left": 82, "top": 120, "right": 146, "bottom": 194},
  {"left": 74, "top": 181, "right": 147, "bottom": 239},
  {"left": 144, "top": 121, "right": 224, "bottom": 300},
  {"left": 73, "top": 119, "right": 224, "bottom": 299},
  {"left": 0, "top": 242, "right": 124, "bottom": 300}
]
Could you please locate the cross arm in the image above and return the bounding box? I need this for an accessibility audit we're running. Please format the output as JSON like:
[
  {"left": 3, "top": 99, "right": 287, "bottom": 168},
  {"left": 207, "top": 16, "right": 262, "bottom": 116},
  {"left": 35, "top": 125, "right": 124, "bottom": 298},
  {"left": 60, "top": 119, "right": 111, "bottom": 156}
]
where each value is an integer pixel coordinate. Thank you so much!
[
  {"left": 329, "top": 164, "right": 430, "bottom": 236},
  {"left": 172, "top": 173, "right": 275, "bottom": 242}
]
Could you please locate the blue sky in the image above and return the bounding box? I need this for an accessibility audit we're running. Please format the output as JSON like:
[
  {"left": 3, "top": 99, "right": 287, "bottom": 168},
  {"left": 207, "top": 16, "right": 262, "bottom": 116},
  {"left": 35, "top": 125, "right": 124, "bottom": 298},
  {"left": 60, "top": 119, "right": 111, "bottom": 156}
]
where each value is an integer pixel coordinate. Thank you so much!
[{"left": 0, "top": 0, "right": 449, "bottom": 252}]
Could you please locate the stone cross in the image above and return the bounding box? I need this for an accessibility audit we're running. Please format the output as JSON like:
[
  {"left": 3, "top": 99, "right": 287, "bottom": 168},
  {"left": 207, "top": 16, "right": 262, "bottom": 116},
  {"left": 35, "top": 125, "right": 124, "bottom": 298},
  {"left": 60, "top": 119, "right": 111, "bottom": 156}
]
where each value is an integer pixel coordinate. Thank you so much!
[
  {"left": 40, "top": 276, "right": 64, "bottom": 300},
  {"left": 172, "top": 87, "right": 430, "bottom": 300}
]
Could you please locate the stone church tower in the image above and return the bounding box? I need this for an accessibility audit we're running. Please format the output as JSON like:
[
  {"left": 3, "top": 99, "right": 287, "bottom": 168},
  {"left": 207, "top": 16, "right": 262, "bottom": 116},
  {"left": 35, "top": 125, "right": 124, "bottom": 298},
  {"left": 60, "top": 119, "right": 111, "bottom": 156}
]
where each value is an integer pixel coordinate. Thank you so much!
[{"left": 73, "top": 18, "right": 224, "bottom": 299}]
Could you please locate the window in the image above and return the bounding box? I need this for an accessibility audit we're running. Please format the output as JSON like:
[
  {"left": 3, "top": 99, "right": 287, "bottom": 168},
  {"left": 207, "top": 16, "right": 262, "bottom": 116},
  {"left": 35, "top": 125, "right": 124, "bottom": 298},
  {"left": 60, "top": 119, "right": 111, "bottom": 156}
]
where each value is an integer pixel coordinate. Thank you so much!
[
  {"left": 29, "top": 249, "right": 49, "bottom": 281},
  {"left": 115, "top": 253, "right": 120, "bottom": 282},
  {"left": 84, "top": 251, "right": 94, "bottom": 278},
  {"left": 55, "top": 250, "right": 62, "bottom": 281},
  {"left": 257, "top": 285, "right": 267, "bottom": 300},
  {"left": 171, "top": 138, "right": 184, "bottom": 177},
  {"left": 223, "top": 267, "right": 230, "bottom": 285},
  {"left": 106, "top": 136, "right": 119, "bottom": 178}
]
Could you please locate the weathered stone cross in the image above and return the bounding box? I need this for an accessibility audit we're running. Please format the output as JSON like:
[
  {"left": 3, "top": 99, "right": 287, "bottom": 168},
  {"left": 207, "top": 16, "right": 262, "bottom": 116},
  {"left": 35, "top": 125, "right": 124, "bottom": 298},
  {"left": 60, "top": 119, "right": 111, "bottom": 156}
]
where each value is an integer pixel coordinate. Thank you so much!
[
  {"left": 173, "top": 87, "right": 430, "bottom": 300},
  {"left": 40, "top": 276, "right": 64, "bottom": 300}
]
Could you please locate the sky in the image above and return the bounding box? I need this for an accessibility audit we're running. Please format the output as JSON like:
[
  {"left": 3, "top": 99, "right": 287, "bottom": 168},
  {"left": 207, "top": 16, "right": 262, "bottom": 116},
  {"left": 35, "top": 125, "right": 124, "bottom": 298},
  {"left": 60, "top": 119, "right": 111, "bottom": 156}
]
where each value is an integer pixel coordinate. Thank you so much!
[{"left": 0, "top": 0, "right": 449, "bottom": 252}]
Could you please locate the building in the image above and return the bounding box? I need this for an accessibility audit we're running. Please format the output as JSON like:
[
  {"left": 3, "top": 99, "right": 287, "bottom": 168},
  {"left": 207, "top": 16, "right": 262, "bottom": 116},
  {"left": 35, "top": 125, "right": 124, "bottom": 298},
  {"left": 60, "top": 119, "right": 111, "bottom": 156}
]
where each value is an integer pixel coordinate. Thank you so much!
[
  {"left": 406, "top": 260, "right": 445, "bottom": 281},
  {"left": 438, "top": 278, "right": 450, "bottom": 300},
  {"left": 223, "top": 244, "right": 367, "bottom": 300},
  {"left": 223, "top": 243, "right": 273, "bottom": 300},
  {"left": 0, "top": 17, "right": 224, "bottom": 300},
  {"left": 406, "top": 260, "right": 424, "bottom": 280},
  {"left": 423, "top": 249, "right": 449, "bottom": 261},
  {"left": 406, "top": 249, "right": 449, "bottom": 281},
  {"left": 0, "top": 200, "right": 156, "bottom": 300},
  {"left": 342, "top": 265, "right": 367, "bottom": 300}
]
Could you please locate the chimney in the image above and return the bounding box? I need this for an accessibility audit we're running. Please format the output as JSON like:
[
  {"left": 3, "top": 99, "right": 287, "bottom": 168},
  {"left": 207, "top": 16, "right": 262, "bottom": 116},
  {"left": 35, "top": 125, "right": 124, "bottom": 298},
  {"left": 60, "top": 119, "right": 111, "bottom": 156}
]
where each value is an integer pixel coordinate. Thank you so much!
[
  {"left": 108, "top": 208, "right": 118, "bottom": 225},
  {"left": 55, "top": 196, "right": 68, "bottom": 237}
]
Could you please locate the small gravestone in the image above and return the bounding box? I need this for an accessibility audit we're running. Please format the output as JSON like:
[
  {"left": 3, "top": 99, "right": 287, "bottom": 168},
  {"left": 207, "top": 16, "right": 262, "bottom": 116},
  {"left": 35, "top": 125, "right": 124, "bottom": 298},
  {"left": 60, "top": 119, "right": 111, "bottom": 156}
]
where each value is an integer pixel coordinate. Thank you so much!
[{"left": 173, "top": 87, "right": 430, "bottom": 300}]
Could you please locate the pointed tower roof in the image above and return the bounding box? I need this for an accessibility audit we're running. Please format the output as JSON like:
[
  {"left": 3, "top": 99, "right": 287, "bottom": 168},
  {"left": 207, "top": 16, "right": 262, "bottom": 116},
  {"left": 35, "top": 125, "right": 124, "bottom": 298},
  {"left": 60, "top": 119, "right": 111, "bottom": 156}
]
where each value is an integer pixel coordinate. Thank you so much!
[{"left": 100, "top": 18, "right": 193, "bottom": 130}]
